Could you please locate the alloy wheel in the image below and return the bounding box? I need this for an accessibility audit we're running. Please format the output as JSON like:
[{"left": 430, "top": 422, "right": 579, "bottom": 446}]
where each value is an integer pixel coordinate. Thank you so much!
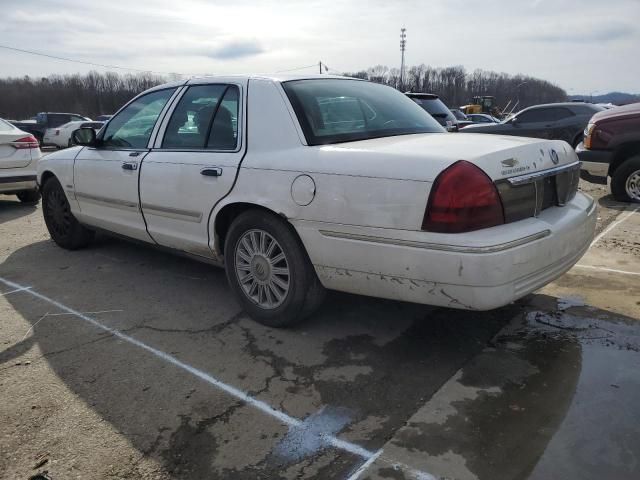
[
  {"left": 625, "top": 170, "right": 640, "bottom": 201},
  {"left": 234, "top": 229, "right": 290, "bottom": 309},
  {"left": 45, "top": 186, "right": 72, "bottom": 237}
]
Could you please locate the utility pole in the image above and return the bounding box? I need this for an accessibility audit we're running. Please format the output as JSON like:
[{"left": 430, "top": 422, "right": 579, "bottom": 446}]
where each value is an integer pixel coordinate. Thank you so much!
[{"left": 399, "top": 27, "right": 407, "bottom": 89}]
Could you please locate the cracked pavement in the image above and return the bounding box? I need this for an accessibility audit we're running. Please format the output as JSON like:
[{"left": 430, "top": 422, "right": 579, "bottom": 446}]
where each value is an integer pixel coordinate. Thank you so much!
[{"left": 1, "top": 180, "right": 640, "bottom": 480}]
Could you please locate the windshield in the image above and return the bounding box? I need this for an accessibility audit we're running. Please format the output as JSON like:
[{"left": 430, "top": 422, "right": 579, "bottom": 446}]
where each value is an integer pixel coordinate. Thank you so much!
[{"left": 282, "top": 79, "right": 444, "bottom": 145}]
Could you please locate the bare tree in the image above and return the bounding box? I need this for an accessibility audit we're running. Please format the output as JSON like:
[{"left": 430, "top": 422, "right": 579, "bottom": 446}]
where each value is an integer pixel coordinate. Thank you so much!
[
  {"left": 0, "top": 71, "right": 165, "bottom": 120},
  {"left": 345, "top": 64, "right": 566, "bottom": 110}
]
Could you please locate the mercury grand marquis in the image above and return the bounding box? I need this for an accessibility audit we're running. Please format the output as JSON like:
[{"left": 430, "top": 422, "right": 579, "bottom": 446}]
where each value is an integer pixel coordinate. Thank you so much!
[{"left": 37, "top": 75, "right": 596, "bottom": 326}]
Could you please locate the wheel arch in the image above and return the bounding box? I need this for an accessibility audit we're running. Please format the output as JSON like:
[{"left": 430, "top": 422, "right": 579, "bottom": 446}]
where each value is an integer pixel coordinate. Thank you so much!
[
  {"left": 572, "top": 131, "right": 584, "bottom": 148},
  {"left": 39, "top": 170, "right": 57, "bottom": 188},
  {"left": 212, "top": 202, "right": 305, "bottom": 257},
  {"left": 608, "top": 142, "right": 640, "bottom": 176}
]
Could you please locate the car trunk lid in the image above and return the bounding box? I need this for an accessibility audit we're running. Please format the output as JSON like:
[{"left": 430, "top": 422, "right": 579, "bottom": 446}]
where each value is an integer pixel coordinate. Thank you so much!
[{"left": 0, "top": 130, "right": 36, "bottom": 169}]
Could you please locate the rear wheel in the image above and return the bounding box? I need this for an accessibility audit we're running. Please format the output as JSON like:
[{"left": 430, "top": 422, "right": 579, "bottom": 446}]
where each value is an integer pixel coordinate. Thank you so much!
[
  {"left": 16, "top": 189, "right": 41, "bottom": 204},
  {"left": 224, "top": 210, "right": 325, "bottom": 327},
  {"left": 42, "top": 177, "right": 94, "bottom": 249},
  {"left": 611, "top": 155, "right": 640, "bottom": 203}
]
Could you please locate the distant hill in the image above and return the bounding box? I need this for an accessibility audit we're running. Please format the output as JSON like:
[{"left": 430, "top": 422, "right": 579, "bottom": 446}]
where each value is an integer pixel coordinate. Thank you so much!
[{"left": 569, "top": 92, "right": 640, "bottom": 105}]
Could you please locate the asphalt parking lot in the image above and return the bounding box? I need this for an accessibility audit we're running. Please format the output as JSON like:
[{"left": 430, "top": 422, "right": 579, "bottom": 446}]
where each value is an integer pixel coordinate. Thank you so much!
[{"left": 1, "top": 180, "right": 639, "bottom": 480}]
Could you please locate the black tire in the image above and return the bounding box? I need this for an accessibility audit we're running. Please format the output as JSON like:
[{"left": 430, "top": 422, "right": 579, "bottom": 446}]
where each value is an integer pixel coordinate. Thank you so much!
[
  {"left": 16, "top": 189, "right": 41, "bottom": 204},
  {"left": 42, "top": 177, "right": 94, "bottom": 249},
  {"left": 611, "top": 155, "right": 640, "bottom": 203},
  {"left": 224, "top": 210, "right": 325, "bottom": 327}
]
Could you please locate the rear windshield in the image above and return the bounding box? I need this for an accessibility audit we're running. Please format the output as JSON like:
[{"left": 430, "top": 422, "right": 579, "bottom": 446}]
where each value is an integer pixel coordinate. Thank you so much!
[
  {"left": 409, "top": 97, "right": 453, "bottom": 119},
  {"left": 282, "top": 79, "right": 443, "bottom": 145},
  {"left": 0, "top": 118, "right": 15, "bottom": 132}
]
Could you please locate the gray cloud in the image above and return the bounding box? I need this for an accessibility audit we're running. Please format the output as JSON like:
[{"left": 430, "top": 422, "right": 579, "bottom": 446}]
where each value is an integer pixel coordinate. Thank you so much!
[
  {"left": 209, "top": 40, "right": 264, "bottom": 60},
  {"left": 522, "top": 22, "right": 635, "bottom": 43}
]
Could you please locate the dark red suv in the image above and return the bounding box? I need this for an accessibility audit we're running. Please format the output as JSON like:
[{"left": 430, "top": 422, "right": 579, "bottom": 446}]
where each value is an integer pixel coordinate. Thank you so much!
[{"left": 577, "top": 102, "right": 640, "bottom": 202}]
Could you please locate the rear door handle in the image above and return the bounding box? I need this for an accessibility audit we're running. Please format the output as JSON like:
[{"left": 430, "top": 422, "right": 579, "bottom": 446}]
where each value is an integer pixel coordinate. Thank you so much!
[
  {"left": 122, "top": 162, "right": 138, "bottom": 171},
  {"left": 201, "top": 167, "right": 222, "bottom": 177}
]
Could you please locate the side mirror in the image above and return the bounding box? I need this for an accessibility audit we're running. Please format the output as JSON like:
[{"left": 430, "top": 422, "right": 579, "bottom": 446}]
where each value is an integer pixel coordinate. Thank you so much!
[
  {"left": 72, "top": 127, "right": 97, "bottom": 147},
  {"left": 511, "top": 117, "right": 520, "bottom": 126}
]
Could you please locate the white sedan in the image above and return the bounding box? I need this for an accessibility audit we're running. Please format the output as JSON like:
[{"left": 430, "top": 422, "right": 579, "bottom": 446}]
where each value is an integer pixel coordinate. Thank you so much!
[
  {"left": 0, "top": 117, "right": 42, "bottom": 204},
  {"left": 36, "top": 75, "right": 596, "bottom": 327},
  {"left": 43, "top": 120, "right": 104, "bottom": 148}
]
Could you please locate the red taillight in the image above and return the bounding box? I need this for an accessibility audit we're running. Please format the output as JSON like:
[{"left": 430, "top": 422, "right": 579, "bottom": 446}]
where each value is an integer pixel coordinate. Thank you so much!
[
  {"left": 422, "top": 160, "right": 504, "bottom": 233},
  {"left": 11, "top": 135, "right": 40, "bottom": 150}
]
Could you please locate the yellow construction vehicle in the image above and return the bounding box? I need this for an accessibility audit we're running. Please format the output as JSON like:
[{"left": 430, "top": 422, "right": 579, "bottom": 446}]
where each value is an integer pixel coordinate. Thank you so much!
[{"left": 460, "top": 96, "right": 498, "bottom": 116}]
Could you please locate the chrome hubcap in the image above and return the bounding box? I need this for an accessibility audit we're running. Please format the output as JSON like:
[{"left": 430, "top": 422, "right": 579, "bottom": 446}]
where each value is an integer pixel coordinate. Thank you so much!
[
  {"left": 234, "top": 229, "right": 290, "bottom": 309},
  {"left": 626, "top": 170, "right": 640, "bottom": 201}
]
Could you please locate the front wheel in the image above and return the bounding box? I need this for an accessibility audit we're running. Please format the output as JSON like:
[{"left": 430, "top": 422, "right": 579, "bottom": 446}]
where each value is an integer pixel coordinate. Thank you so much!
[
  {"left": 611, "top": 155, "right": 640, "bottom": 203},
  {"left": 224, "top": 210, "right": 325, "bottom": 327},
  {"left": 42, "top": 177, "right": 94, "bottom": 249},
  {"left": 16, "top": 189, "right": 41, "bottom": 204}
]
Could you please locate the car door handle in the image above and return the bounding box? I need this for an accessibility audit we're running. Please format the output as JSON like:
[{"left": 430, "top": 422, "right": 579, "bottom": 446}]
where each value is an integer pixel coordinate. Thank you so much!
[
  {"left": 122, "top": 162, "right": 138, "bottom": 171},
  {"left": 201, "top": 168, "right": 222, "bottom": 177}
]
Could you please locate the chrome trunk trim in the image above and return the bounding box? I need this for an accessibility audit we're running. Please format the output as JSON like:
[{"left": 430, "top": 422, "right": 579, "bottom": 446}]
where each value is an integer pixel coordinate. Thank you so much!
[
  {"left": 319, "top": 229, "right": 551, "bottom": 254},
  {"left": 507, "top": 161, "right": 580, "bottom": 186}
]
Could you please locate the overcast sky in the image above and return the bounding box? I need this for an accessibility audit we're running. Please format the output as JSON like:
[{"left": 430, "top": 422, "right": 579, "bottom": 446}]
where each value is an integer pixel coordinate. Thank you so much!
[{"left": 0, "top": 0, "right": 637, "bottom": 93}]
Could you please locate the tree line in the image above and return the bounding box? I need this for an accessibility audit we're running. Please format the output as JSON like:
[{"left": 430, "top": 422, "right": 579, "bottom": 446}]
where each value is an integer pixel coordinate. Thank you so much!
[
  {"left": 0, "top": 71, "right": 164, "bottom": 120},
  {"left": 344, "top": 64, "right": 567, "bottom": 113},
  {"left": 0, "top": 66, "right": 567, "bottom": 121}
]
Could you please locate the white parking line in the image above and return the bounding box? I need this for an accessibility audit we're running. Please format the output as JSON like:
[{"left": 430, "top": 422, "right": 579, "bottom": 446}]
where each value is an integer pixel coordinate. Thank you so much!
[
  {"left": 345, "top": 449, "right": 383, "bottom": 480},
  {"left": 574, "top": 264, "right": 640, "bottom": 276},
  {"left": 0, "top": 286, "right": 32, "bottom": 296},
  {"left": 591, "top": 206, "right": 640, "bottom": 247},
  {"left": 0, "top": 276, "right": 435, "bottom": 479}
]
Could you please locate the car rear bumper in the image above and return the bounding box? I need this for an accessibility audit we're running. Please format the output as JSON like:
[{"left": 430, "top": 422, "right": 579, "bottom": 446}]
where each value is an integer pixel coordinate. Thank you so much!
[
  {"left": 0, "top": 175, "right": 38, "bottom": 194},
  {"left": 576, "top": 142, "right": 611, "bottom": 177},
  {"left": 295, "top": 192, "right": 596, "bottom": 310}
]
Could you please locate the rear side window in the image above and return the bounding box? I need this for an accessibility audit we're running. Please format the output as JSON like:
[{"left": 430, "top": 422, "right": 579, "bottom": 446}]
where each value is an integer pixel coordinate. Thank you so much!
[
  {"left": 162, "top": 84, "right": 239, "bottom": 150},
  {"left": 48, "top": 114, "right": 71, "bottom": 127},
  {"left": 517, "top": 107, "right": 574, "bottom": 123},
  {"left": 570, "top": 105, "right": 605, "bottom": 115},
  {"left": 207, "top": 86, "right": 239, "bottom": 150}
]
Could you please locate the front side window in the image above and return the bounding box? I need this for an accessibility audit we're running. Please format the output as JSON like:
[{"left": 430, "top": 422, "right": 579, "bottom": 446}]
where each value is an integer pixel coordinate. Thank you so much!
[
  {"left": 102, "top": 88, "right": 176, "bottom": 149},
  {"left": 162, "top": 84, "right": 239, "bottom": 150},
  {"left": 283, "top": 79, "right": 443, "bottom": 145}
]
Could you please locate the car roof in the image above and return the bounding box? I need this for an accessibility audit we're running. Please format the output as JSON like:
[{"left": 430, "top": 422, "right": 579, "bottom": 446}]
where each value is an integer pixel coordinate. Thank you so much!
[
  {"left": 147, "top": 74, "right": 361, "bottom": 92},
  {"left": 524, "top": 102, "right": 601, "bottom": 111},
  {"left": 40, "top": 112, "right": 89, "bottom": 116}
]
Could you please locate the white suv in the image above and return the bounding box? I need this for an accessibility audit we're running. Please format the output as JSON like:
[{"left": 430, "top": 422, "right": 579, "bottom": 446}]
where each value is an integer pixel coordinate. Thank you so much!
[{"left": 0, "top": 118, "right": 42, "bottom": 204}]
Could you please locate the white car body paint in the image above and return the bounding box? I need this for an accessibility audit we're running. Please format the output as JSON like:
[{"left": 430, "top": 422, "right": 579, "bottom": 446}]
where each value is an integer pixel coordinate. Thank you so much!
[
  {"left": 0, "top": 118, "right": 41, "bottom": 195},
  {"left": 38, "top": 75, "right": 596, "bottom": 311}
]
